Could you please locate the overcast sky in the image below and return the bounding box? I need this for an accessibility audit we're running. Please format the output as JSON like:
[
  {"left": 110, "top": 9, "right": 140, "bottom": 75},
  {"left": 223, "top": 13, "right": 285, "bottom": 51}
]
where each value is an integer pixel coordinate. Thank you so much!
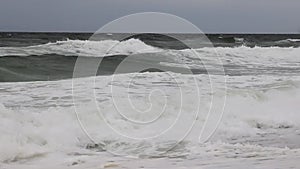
[{"left": 0, "top": 0, "right": 299, "bottom": 33}]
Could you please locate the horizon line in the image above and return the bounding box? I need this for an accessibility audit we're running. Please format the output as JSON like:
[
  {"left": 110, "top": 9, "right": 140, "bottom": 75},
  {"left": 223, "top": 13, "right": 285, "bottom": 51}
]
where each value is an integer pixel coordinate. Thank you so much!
[{"left": 0, "top": 30, "right": 300, "bottom": 35}]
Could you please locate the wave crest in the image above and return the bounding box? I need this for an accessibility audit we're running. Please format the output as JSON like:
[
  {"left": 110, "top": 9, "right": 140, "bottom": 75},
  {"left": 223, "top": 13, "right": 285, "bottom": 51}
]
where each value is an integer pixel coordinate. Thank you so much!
[{"left": 0, "top": 38, "right": 162, "bottom": 57}]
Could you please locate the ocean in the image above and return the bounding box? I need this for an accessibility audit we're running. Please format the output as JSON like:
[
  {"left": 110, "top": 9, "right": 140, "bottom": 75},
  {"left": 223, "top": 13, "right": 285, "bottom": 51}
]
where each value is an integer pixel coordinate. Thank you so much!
[{"left": 1, "top": 32, "right": 300, "bottom": 168}]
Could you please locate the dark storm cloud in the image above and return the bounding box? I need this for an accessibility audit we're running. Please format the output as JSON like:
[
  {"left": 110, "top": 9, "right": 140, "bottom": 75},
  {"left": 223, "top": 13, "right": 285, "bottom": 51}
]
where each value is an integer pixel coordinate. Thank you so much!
[{"left": 0, "top": 0, "right": 299, "bottom": 33}]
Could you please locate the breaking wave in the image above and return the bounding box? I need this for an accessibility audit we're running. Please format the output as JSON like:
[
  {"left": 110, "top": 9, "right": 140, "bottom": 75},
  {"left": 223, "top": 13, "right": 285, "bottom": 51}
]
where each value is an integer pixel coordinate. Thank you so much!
[{"left": 0, "top": 38, "right": 162, "bottom": 57}]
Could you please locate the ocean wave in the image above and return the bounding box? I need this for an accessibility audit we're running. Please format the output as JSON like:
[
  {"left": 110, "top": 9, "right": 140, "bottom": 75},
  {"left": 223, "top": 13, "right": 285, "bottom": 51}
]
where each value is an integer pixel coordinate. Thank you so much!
[
  {"left": 276, "top": 39, "right": 300, "bottom": 43},
  {"left": 1, "top": 44, "right": 300, "bottom": 82},
  {"left": 0, "top": 45, "right": 300, "bottom": 82},
  {"left": 1, "top": 39, "right": 300, "bottom": 58},
  {"left": 0, "top": 38, "right": 162, "bottom": 57}
]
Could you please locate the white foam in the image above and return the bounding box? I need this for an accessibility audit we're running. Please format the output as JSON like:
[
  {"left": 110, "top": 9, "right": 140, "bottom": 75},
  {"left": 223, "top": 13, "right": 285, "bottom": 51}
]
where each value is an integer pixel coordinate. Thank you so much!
[
  {"left": 1, "top": 72, "right": 300, "bottom": 163},
  {"left": 197, "top": 46, "right": 300, "bottom": 67}
]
